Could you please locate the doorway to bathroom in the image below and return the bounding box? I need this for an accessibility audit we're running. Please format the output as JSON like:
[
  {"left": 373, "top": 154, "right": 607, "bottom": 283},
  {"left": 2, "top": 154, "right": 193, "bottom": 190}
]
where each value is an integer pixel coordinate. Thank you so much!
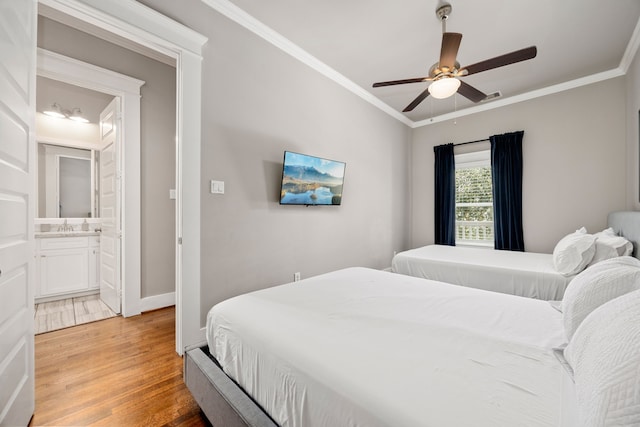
[{"left": 34, "top": 45, "right": 146, "bottom": 325}]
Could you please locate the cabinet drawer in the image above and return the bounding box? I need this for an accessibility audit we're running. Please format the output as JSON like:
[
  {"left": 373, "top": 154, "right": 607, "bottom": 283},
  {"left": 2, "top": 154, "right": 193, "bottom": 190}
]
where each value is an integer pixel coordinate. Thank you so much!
[{"left": 39, "top": 236, "right": 89, "bottom": 250}]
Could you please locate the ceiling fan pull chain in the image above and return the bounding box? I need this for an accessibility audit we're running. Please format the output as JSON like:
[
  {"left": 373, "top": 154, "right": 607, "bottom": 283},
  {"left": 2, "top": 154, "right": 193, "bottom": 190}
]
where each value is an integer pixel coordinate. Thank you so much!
[
  {"left": 430, "top": 97, "right": 434, "bottom": 121},
  {"left": 454, "top": 93, "right": 457, "bottom": 125}
]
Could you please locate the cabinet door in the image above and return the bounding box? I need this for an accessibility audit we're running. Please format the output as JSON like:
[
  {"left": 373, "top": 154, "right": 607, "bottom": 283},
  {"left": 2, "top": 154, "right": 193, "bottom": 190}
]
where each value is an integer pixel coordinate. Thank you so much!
[
  {"left": 89, "top": 238, "right": 100, "bottom": 289},
  {"left": 39, "top": 248, "right": 89, "bottom": 296}
]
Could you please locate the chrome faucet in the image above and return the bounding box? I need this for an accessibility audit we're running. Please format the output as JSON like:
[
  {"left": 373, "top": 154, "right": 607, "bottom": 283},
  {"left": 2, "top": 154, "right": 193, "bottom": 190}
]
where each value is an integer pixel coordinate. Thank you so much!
[{"left": 58, "top": 219, "right": 74, "bottom": 232}]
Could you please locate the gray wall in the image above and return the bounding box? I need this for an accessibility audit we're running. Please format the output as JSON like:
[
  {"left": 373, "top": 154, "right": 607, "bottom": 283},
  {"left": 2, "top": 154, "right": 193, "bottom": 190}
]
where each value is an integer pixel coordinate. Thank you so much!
[
  {"left": 135, "top": 0, "right": 411, "bottom": 324},
  {"left": 411, "top": 77, "right": 627, "bottom": 254},
  {"left": 38, "top": 17, "right": 177, "bottom": 298},
  {"left": 626, "top": 46, "right": 640, "bottom": 211}
]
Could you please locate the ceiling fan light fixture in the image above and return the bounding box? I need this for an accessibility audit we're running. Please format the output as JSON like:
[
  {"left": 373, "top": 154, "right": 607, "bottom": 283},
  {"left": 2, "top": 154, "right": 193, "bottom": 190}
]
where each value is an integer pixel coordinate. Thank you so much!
[{"left": 428, "top": 77, "right": 460, "bottom": 99}]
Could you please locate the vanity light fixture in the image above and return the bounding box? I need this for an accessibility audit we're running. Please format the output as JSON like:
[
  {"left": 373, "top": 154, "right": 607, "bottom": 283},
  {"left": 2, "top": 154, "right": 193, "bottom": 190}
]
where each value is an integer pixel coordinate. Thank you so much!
[
  {"left": 43, "top": 102, "right": 90, "bottom": 123},
  {"left": 43, "top": 102, "right": 66, "bottom": 119},
  {"left": 69, "top": 108, "right": 89, "bottom": 123}
]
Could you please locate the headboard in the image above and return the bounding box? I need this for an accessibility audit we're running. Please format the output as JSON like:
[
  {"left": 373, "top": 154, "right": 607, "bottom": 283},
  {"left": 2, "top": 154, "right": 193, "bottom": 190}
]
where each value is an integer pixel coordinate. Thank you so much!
[{"left": 607, "top": 211, "right": 640, "bottom": 259}]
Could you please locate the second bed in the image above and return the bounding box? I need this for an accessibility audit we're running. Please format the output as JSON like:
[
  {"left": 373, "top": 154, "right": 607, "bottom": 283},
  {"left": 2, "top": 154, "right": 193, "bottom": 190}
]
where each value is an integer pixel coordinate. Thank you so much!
[
  {"left": 391, "top": 211, "right": 640, "bottom": 300},
  {"left": 391, "top": 244, "right": 570, "bottom": 300}
]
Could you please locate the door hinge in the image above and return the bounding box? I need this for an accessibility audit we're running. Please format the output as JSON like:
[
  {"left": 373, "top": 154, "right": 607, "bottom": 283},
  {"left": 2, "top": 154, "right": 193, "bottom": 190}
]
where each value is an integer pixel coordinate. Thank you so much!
[{"left": 178, "top": 237, "right": 183, "bottom": 245}]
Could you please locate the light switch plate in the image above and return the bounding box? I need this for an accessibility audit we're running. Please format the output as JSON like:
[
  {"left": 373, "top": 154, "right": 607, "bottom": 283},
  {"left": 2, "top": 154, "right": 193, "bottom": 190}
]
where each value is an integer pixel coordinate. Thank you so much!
[
  {"left": 211, "top": 180, "right": 225, "bottom": 194},
  {"left": 169, "top": 189, "right": 177, "bottom": 200}
]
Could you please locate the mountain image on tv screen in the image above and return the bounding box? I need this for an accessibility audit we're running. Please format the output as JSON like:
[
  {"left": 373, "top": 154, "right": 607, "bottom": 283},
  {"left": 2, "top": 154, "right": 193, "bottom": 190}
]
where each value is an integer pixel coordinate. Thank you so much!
[{"left": 280, "top": 151, "right": 346, "bottom": 205}]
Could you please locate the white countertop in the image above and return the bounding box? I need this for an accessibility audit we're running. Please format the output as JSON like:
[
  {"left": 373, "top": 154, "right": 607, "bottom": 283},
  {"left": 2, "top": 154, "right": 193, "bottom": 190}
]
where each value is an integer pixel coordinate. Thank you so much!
[{"left": 35, "top": 231, "right": 101, "bottom": 238}]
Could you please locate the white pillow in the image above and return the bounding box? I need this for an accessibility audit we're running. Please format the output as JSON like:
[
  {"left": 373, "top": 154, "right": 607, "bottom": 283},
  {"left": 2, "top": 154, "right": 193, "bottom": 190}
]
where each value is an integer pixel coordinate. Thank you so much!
[
  {"left": 562, "top": 256, "right": 640, "bottom": 341},
  {"left": 600, "top": 227, "right": 633, "bottom": 255},
  {"left": 587, "top": 227, "right": 633, "bottom": 267},
  {"left": 553, "top": 227, "right": 597, "bottom": 276},
  {"left": 563, "top": 289, "right": 640, "bottom": 426}
]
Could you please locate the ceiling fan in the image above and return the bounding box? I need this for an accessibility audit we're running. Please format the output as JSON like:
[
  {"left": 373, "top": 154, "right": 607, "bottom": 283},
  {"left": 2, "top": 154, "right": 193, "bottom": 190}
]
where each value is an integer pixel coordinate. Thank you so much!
[{"left": 372, "top": 2, "right": 537, "bottom": 112}]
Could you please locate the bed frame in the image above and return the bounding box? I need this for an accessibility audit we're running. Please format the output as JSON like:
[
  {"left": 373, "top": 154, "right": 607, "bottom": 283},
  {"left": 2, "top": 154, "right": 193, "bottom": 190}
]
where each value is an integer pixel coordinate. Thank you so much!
[
  {"left": 184, "top": 343, "right": 277, "bottom": 427},
  {"left": 607, "top": 211, "right": 640, "bottom": 258},
  {"left": 185, "top": 211, "right": 640, "bottom": 427}
]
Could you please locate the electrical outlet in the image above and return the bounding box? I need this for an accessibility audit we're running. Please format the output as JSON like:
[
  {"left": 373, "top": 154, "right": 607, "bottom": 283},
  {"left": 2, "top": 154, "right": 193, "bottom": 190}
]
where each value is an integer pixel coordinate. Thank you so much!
[{"left": 294, "top": 272, "right": 301, "bottom": 282}]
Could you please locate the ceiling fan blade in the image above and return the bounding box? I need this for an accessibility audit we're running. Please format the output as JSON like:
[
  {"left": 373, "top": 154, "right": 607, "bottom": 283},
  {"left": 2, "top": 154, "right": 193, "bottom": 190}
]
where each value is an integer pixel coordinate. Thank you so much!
[
  {"left": 373, "top": 77, "right": 429, "bottom": 88},
  {"left": 457, "top": 80, "right": 487, "bottom": 103},
  {"left": 440, "top": 32, "right": 462, "bottom": 70},
  {"left": 462, "top": 46, "right": 537, "bottom": 76},
  {"left": 402, "top": 88, "right": 431, "bottom": 112}
]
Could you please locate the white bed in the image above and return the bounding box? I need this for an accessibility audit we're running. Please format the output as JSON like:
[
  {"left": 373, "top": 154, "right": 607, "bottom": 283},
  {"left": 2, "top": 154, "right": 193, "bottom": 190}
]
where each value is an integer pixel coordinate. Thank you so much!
[
  {"left": 206, "top": 267, "right": 567, "bottom": 427},
  {"left": 391, "top": 245, "right": 571, "bottom": 300}
]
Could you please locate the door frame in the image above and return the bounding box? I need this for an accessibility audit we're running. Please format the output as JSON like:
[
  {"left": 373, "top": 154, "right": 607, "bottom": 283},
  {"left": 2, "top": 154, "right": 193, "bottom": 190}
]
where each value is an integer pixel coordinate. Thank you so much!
[
  {"left": 37, "top": 0, "right": 207, "bottom": 354},
  {"left": 37, "top": 48, "right": 144, "bottom": 316}
]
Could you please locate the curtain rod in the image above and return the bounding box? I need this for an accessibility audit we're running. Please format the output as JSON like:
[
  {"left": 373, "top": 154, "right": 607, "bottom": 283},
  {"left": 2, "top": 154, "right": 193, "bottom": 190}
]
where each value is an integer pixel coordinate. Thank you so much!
[{"left": 454, "top": 138, "right": 490, "bottom": 147}]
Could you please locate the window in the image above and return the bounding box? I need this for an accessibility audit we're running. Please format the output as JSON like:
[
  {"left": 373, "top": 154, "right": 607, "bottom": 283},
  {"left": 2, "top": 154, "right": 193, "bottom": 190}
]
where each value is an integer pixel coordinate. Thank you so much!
[{"left": 455, "top": 150, "right": 493, "bottom": 246}]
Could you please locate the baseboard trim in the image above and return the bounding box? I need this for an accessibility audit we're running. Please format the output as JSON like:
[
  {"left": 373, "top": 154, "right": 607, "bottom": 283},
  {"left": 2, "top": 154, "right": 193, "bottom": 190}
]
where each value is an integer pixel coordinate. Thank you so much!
[{"left": 140, "top": 292, "right": 176, "bottom": 312}]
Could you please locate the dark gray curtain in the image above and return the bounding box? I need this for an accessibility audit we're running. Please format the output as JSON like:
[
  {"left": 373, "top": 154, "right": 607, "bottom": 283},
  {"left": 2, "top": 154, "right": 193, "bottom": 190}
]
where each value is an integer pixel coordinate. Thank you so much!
[
  {"left": 434, "top": 143, "right": 455, "bottom": 246},
  {"left": 490, "top": 131, "right": 524, "bottom": 251}
]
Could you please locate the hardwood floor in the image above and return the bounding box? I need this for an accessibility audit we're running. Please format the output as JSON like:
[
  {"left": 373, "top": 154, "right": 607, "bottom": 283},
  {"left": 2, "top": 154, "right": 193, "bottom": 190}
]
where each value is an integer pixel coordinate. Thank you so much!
[{"left": 30, "top": 306, "right": 211, "bottom": 426}]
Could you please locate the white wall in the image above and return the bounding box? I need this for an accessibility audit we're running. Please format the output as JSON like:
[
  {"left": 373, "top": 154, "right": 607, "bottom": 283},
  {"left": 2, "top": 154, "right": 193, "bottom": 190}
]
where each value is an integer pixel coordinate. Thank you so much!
[
  {"left": 411, "top": 77, "right": 627, "bottom": 253},
  {"left": 135, "top": 0, "right": 412, "bottom": 325}
]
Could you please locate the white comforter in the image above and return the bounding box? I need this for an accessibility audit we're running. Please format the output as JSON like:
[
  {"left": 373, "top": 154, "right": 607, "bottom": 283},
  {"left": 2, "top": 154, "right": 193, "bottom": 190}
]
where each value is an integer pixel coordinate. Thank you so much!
[
  {"left": 207, "top": 267, "right": 567, "bottom": 427},
  {"left": 392, "top": 245, "right": 572, "bottom": 300}
]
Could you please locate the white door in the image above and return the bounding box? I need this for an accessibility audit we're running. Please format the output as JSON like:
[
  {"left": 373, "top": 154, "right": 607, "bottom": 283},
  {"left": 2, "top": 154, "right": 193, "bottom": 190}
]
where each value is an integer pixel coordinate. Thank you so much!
[
  {"left": 0, "top": 0, "right": 37, "bottom": 424},
  {"left": 99, "top": 98, "right": 121, "bottom": 314}
]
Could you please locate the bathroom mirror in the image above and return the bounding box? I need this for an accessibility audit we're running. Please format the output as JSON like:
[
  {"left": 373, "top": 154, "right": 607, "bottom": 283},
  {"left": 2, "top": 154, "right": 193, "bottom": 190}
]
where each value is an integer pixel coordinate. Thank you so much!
[{"left": 37, "top": 142, "right": 99, "bottom": 218}]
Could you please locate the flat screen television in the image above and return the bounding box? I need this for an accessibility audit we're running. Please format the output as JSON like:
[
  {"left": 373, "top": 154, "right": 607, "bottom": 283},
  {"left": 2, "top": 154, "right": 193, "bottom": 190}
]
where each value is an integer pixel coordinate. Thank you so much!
[{"left": 279, "top": 151, "right": 346, "bottom": 206}]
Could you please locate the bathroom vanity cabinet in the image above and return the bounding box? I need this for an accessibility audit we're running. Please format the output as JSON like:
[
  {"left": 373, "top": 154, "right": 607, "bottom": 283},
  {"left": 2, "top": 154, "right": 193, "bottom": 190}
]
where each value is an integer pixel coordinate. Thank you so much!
[{"left": 35, "top": 234, "right": 100, "bottom": 302}]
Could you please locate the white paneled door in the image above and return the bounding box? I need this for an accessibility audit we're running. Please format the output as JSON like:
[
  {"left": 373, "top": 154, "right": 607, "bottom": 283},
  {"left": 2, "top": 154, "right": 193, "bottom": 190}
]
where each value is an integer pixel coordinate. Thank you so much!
[
  {"left": 0, "top": 0, "right": 37, "bottom": 425},
  {"left": 99, "top": 98, "right": 122, "bottom": 314}
]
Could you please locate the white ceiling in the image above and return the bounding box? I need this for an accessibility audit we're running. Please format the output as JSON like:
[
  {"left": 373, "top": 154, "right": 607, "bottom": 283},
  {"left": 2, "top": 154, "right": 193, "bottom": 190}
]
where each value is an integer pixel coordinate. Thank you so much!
[{"left": 221, "top": 0, "right": 640, "bottom": 125}]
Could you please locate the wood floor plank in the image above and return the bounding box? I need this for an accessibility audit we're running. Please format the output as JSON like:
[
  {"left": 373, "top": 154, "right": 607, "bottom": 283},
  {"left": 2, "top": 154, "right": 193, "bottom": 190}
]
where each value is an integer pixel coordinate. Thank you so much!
[{"left": 30, "top": 307, "right": 210, "bottom": 426}]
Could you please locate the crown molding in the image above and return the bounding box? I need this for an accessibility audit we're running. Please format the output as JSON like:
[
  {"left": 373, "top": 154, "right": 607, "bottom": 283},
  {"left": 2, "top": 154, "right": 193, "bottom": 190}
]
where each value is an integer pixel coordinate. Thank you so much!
[
  {"left": 411, "top": 68, "right": 625, "bottom": 128},
  {"left": 620, "top": 16, "right": 640, "bottom": 73},
  {"left": 201, "top": 0, "right": 412, "bottom": 126}
]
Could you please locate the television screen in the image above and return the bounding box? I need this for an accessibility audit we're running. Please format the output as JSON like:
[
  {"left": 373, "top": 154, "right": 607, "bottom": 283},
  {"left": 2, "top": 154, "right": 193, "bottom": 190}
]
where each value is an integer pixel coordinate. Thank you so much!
[{"left": 279, "top": 151, "right": 346, "bottom": 206}]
